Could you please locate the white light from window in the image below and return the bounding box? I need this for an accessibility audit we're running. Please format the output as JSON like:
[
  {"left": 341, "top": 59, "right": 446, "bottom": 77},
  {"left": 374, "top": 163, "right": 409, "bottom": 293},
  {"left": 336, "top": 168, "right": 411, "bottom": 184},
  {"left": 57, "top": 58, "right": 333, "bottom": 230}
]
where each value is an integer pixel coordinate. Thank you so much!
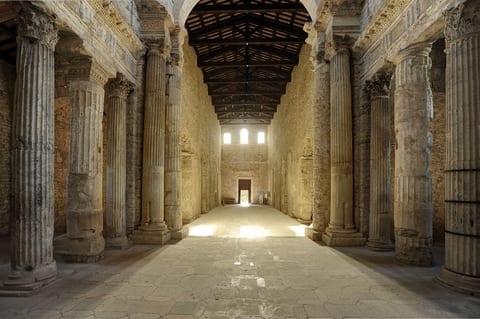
[
  {"left": 258, "top": 131, "right": 265, "bottom": 144},
  {"left": 223, "top": 132, "right": 231, "bottom": 144},
  {"left": 240, "top": 128, "right": 248, "bottom": 144}
]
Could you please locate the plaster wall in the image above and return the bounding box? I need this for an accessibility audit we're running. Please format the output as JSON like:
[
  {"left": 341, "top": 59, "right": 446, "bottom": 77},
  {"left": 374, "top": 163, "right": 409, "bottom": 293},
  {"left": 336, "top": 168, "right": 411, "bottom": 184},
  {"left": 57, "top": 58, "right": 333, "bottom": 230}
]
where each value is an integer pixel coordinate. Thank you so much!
[
  {"left": 180, "top": 43, "right": 221, "bottom": 223},
  {"left": 269, "top": 45, "right": 314, "bottom": 223}
]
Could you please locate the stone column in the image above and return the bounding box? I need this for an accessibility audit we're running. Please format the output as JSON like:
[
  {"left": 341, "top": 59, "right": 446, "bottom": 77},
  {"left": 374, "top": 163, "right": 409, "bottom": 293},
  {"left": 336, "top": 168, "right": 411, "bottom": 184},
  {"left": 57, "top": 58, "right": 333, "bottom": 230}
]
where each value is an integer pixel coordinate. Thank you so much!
[
  {"left": 322, "top": 36, "right": 365, "bottom": 246},
  {"left": 132, "top": 42, "right": 171, "bottom": 244},
  {"left": 393, "top": 43, "right": 433, "bottom": 266},
  {"left": 305, "top": 31, "right": 330, "bottom": 241},
  {"left": 55, "top": 57, "right": 110, "bottom": 262},
  {"left": 105, "top": 74, "right": 132, "bottom": 249},
  {"left": 366, "top": 74, "right": 393, "bottom": 251},
  {"left": 0, "top": 5, "right": 58, "bottom": 296},
  {"left": 437, "top": 1, "right": 480, "bottom": 295},
  {"left": 165, "top": 51, "right": 186, "bottom": 239}
]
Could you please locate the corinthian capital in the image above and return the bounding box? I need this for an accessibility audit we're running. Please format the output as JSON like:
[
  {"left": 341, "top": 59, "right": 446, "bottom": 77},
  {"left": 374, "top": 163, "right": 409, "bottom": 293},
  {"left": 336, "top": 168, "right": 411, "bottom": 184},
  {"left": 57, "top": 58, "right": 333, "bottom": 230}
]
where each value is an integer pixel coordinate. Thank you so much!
[
  {"left": 365, "top": 73, "right": 391, "bottom": 99},
  {"left": 106, "top": 73, "right": 133, "bottom": 100},
  {"left": 16, "top": 4, "right": 58, "bottom": 50},
  {"left": 444, "top": 2, "right": 480, "bottom": 46},
  {"left": 325, "top": 34, "right": 353, "bottom": 59}
]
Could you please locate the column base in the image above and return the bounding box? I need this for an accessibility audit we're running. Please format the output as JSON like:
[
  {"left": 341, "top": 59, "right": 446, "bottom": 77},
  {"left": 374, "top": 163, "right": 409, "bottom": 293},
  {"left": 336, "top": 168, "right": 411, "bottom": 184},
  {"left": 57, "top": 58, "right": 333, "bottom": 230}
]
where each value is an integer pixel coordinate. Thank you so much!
[
  {"left": 54, "top": 234, "right": 105, "bottom": 263},
  {"left": 132, "top": 227, "right": 171, "bottom": 245},
  {"left": 367, "top": 240, "right": 394, "bottom": 251},
  {"left": 0, "top": 261, "right": 57, "bottom": 297},
  {"left": 322, "top": 229, "right": 366, "bottom": 246},
  {"left": 170, "top": 226, "right": 189, "bottom": 240},
  {"left": 305, "top": 227, "right": 323, "bottom": 241},
  {"left": 106, "top": 236, "right": 131, "bottom": 250},
  {"left": 296, "top": 218, "right": 312, "bottom": 225},
  {"left": 395, "top": 235, "right": 433, "bottom": 266},
  {"left": 436, "top": 267, "right": 480, "bottom": 296}
]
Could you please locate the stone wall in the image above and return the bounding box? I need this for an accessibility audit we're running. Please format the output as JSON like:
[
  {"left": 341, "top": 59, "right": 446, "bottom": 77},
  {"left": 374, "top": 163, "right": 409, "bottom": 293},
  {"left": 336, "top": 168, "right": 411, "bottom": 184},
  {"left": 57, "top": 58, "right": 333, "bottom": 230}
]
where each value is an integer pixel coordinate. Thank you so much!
[
  {"left": 269, "top": 45, "right": 314, "bottom": 223},
  {"left": 53, "top": 97, "right": 71, "bottom": 235},
  {"left": 0, "top": 60, "right": 14, "bottom": 236},
  {"left": 221, "top": 125, "right": 269, "bottom": 204},
  {"left": 180, "top": 43, "right": 221, "bottom": 223}
]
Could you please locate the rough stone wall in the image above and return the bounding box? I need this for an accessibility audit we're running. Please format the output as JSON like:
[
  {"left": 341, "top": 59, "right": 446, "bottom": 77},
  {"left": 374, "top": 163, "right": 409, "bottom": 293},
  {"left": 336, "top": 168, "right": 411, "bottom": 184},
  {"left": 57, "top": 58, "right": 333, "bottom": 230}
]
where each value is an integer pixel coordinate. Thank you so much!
[
  {"left": 269, "top": 45, "right": 314, "bottom": 223},
  {"left": 221, "top": 125, "right": 269, "bottom": 204},
  {"left": 430, "top": 40, "right": 446, "bottom": 243},
  {"left": 180, "top": 43, "right": 221, "bottom": 223},
  {"left": 0, "top": 60, "right": 14, "bottom": 236},
  {"left": 53, "top": 97, "right": 71, "bottom": 235},
  {"left": 353, "top": 56, "right": 370, "bottom": 236},
  {"left": 112, "top": 0, "right": 140, "bottom": 33}
]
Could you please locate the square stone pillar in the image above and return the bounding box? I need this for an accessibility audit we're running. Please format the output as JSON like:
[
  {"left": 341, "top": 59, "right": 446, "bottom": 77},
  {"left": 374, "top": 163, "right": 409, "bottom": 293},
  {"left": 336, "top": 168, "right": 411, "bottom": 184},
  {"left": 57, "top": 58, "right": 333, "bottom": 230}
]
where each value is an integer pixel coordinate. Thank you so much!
[{"left": 0, "top": 4, "right": 58, "bottom": 296}]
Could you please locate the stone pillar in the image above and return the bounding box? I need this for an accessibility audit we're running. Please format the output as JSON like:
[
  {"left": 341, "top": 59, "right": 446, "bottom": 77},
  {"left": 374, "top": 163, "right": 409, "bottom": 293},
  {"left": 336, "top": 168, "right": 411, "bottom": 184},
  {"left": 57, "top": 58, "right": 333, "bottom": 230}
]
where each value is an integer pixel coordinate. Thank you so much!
[
  {"left": 0, "top": 5, "right": 58, "bottom": 296},
  {"left": 393, "top": 43, "right": 433, "bottom": 266},
  {"left": 105, "top": 74, "right": 132, "bottom": 249},
  {"left": 55, "top": 57, "right": 110, "bottom": 262},
  {"left": 165, "top": 49, "right": 186, "bottom": 239},
  {"left": 366, "top": 74, "right": 393, "bottom": 251},
  {"left": 437, "top": 1, "right": 480, "bottom": 295},
  {"left": 132, "top": 42, "right": 171, "bottom": 244},
  {"left": 305, "top": 31, "right": 330, "bottom": 241},
  {"left": 322, "top": 36, "right": 365, "bottom": 246}
]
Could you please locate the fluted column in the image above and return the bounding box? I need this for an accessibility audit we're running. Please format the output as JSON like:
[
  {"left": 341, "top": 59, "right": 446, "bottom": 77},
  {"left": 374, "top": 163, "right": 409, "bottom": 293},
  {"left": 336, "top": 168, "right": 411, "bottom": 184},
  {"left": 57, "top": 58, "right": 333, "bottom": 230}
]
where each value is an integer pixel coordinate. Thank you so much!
[
  {"left": 132, "top": 42, "right": 171, "bottom": 244},
  {"left": 54, "top": 57, "right": 110, "bottom": 262},
  {"left": 305, "top": 30, "right": 330, "bottom": 241},
  {"left": 437, "top": 1, "right": 480, "bottom": 295},
  {"left": 366, "top": 74, "right": 393, "bottom": 251},
  {"left": 322, "top": 35, "right": 365, "bottom": 246},
  {"left": 393, "top": 43, "right": 433, "bottom": 266},
  {"left": 1, "top": 5, "right": 58, "bottom": 295},
  {"left": 105, "top": 74, "right": 132, "bottom": 249},
  {"left": 165, "top": 52, "right": 185, "bottom": 238}
]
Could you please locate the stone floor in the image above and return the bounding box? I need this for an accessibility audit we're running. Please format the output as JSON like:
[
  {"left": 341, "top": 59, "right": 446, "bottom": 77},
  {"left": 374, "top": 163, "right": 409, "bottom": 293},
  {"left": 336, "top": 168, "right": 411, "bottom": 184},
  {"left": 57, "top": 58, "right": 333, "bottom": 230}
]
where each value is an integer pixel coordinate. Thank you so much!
[{"left": 0, "top": 205, "right": 479, "bottom": 319}]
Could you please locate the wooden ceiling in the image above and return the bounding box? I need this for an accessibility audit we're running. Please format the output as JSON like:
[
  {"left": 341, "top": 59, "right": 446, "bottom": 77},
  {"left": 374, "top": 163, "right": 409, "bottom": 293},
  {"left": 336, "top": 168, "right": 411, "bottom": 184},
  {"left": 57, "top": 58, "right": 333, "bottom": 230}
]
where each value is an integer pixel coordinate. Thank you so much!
[{"left": 186, "top": 0, "right": 310, "bottom": 125}]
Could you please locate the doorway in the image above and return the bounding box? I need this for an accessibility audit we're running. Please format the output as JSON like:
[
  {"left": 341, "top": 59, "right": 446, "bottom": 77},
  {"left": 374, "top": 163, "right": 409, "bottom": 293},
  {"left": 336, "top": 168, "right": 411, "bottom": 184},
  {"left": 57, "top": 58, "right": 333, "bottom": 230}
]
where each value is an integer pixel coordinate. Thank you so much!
[{"left": 238, "top": 179, "right": 251, "bottom": 204}]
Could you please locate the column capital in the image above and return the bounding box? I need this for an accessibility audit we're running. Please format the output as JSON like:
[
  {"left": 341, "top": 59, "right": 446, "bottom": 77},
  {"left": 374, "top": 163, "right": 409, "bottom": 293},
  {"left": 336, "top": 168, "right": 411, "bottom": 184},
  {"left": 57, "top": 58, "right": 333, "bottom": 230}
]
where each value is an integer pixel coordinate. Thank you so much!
[
  {"left": 304, "top": 22, "right": 328, "bottom": 67},
  {"left": 444, "top": 2, "right": 480, "bottom": 46},
  {"left": 365, "top": 73, "right": 391, "bottom": 99},
  {"left": 16, "top": 4, "right": 58, "bottom": 50},
  {"left": 392, "top": 42, "right": 432, "bottom": 65},
  {"left": 106, "top": 73, "right": 133, "bottom": 100},
  {"left": 325, "top": 34, "right": 353, "bottom": 60},
  {"left": 67, "top": 56, "right": 111, "bottom": 86},
  {"left": 144, "top": 37, "right": 171, "bottom": 58}
]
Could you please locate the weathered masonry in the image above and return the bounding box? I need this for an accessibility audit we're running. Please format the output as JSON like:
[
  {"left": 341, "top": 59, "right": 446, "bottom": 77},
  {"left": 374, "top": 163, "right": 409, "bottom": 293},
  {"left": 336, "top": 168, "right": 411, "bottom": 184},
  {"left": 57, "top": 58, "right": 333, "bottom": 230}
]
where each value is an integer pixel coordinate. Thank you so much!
[{"left": 0, "top": 0, "right": 478, "bottom": 297}]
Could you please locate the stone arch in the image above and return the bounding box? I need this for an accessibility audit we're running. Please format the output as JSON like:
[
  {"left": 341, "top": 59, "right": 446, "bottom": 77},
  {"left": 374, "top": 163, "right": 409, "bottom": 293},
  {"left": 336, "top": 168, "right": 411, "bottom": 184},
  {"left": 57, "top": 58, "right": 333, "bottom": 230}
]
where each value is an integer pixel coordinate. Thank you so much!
[{"left": 173, "top": 0, "right": 321, "bottom": 27}]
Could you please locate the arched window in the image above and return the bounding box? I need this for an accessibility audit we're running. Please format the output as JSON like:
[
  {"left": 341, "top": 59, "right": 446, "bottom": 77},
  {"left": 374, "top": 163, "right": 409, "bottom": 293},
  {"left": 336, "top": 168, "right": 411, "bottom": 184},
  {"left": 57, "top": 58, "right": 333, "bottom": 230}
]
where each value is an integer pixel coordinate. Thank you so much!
[
  {"left": 240, "top": 128, "right": 248, "bottom": 144},
  {"left": 257, "top": 131, "right": 265, "bottom": 144},
  {"left": 223, "top": 132, "right": 231, "bottom": 144}
]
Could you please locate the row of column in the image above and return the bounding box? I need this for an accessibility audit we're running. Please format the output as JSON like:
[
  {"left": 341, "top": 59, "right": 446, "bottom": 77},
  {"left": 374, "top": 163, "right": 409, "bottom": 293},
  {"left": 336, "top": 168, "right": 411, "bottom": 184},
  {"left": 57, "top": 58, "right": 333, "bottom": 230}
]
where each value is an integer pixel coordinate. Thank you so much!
[
  {"left": 1, "top": 5, "right": 185, "bottom": 295},
  {"left": 309, "top": 0, "right": 479, "bottom": 294}
]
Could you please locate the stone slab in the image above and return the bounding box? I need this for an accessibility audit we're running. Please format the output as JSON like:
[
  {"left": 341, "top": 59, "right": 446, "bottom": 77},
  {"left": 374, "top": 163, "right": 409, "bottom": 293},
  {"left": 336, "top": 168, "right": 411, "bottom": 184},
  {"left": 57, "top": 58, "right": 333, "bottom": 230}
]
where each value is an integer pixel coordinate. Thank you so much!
[
  {"left": 131, "top": 229, "right": 171, "bottom": 245},
  {"left": 322, "top": 231, "right": 366, "bottom": 247}
]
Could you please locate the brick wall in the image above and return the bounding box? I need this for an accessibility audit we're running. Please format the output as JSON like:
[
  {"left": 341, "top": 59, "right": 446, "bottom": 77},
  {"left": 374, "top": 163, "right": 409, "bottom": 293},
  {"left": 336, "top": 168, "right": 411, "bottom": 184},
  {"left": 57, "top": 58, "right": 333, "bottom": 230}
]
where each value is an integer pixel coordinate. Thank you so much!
[
  {"left": 0, "top": 60, "right": 14, "bottom": 236},
  {"left": 180, "top": 43, "right": 221, "bottom": 223},
  {"left": 220, "top": 125, "right": 269, "bottom": 204},
  {"left": 269, "top": 45, "right": 314, "bottom": 223}
]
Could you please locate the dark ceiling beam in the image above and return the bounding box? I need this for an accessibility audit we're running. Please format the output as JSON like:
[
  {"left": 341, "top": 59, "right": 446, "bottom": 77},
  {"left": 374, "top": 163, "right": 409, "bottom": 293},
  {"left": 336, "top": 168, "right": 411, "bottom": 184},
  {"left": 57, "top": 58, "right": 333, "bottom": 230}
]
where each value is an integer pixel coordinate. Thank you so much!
[
  {"left": 199, "top": 61, "right": 297, "bottom": 68},
  {"left": 190, "top": 38, "right": 304, "bottom": 45},
  {"left": 188, "top": 15, "right": 247, "bottom": 38},
  {"left": 213, "top": 102, "right": 279, "bottom": 106},
  {"left": 218, "top": 115, "right": 274, "bottom": 120},
  {"left": 191, "top": 3, "right": 305, "bottom": 14},
  {"left": 216, "top": 108, "right": 277, "bottom": 113},
  {"left": 206, "top": 78, "right": 290, "bottom": 84},
  {"left": 246, "top": 15, "right": 307, "bottom": 38},
  {"left": 209, "top": 91, "right": 284, "bottom": 96},
  {"left": 219, "top": 119, "right": 271, "bottom": 124}
]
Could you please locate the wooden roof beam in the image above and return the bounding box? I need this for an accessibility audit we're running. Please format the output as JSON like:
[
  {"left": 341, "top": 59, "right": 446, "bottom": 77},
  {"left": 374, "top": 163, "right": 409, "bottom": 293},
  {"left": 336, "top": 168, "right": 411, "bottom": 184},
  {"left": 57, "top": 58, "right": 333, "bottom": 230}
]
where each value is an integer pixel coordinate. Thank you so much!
[
  {"left": 191, "top": 3, "right": 305, "bottom": 14},
  {"left": 190, "top": 38, "right": 304, "bottom": 45},
  {"left": 199, "top": 61, "right": 297, "bottom": 68}
]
